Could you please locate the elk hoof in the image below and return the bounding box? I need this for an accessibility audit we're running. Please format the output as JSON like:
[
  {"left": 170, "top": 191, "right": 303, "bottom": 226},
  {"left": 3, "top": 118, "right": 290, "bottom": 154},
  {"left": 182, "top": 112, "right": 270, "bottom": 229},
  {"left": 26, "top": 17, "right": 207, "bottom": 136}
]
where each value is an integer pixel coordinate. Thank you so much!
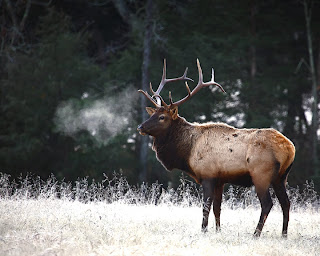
[
  {"left": 253, "top": 229, "right": 261, "bottom": 238},
  {"left": 201, "top": 227, "right": 208, "bottom": 233}
]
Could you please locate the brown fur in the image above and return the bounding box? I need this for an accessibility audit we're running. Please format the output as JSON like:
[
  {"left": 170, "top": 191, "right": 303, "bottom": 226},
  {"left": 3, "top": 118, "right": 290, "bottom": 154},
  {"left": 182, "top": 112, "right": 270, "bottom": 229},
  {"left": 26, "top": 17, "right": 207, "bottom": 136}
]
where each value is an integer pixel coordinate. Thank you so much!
[
  {"left": 189, "top": 122, "right": 295, "bottom": 186},
  {"left": 137, "top": 107, "right": 295, "bottom": 237}
]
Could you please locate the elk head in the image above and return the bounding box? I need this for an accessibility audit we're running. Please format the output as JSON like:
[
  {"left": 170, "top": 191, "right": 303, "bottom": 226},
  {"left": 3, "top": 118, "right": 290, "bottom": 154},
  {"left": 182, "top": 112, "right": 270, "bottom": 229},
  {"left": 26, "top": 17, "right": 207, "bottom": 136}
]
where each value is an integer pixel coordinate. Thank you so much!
[{"left": 137, "top": 59, "right": 225, "bottom": 137}]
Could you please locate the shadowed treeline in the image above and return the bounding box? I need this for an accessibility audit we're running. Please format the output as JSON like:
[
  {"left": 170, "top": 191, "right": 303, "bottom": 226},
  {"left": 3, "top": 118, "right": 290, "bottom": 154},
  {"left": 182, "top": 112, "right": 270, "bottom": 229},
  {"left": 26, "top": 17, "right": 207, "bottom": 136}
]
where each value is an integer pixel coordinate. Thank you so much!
[{"left": 0, "top": 0, "right": 319, "bottom": 189}]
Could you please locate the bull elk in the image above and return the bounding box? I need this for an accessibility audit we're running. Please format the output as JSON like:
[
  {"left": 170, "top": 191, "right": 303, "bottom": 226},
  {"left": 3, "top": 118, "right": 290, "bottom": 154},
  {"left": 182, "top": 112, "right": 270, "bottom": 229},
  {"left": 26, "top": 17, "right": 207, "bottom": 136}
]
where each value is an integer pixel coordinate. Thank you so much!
[{"left": 137, "top": 59, "right": 295, "bottom": 237}]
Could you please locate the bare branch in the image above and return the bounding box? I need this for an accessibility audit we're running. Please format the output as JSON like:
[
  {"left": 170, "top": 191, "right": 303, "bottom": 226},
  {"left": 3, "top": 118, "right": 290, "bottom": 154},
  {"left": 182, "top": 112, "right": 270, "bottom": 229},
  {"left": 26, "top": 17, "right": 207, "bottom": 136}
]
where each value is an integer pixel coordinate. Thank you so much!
[
  {"left": 20, "top": 0, "right": 32, "bottom": 31},
  {"left": 295, "top": 58, "right": 310, "bottom": 73}
]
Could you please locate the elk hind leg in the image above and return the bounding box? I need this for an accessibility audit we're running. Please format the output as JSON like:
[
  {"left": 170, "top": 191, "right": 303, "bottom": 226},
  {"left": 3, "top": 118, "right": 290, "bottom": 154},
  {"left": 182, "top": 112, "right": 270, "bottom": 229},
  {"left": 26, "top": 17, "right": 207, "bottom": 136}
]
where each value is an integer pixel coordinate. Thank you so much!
[
  {"left": 254, "top": 188, "right": 273, "bottom": 237},
  {"left": 273, "top": 181, "right": 290, "bottom": 237}
]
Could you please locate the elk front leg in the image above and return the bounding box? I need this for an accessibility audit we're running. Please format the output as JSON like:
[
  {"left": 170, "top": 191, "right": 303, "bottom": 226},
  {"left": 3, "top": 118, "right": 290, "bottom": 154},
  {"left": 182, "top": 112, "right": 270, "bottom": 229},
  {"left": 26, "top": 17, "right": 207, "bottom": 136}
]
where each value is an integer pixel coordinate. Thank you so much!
[{"left": 201, "top": 179, "right": 214, "bottom": 232}]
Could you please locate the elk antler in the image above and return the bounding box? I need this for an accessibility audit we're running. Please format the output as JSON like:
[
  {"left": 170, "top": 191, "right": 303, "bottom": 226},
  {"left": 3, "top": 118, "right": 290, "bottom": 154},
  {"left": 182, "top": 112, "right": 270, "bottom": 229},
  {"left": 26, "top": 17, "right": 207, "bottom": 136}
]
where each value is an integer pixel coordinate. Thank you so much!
[
  {"left": 138, "top": 89, "right": 169, "bottom": 108},
  {"left": 138, "top": 59, "right": 225, "bottom": 108},
  {"left": 138, "top": 59, "right": 193, "bottom": 107},
  {"left": 169, "top": 59, "right": 225, "bottom": 107}
]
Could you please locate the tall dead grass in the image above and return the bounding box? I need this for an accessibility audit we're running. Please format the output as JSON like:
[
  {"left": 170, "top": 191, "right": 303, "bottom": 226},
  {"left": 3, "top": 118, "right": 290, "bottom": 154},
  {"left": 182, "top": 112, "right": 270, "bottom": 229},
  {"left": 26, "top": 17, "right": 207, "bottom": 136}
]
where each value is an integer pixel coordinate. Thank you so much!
[{"left": 0, "top": 173, "right": 319, "bottom": 256}]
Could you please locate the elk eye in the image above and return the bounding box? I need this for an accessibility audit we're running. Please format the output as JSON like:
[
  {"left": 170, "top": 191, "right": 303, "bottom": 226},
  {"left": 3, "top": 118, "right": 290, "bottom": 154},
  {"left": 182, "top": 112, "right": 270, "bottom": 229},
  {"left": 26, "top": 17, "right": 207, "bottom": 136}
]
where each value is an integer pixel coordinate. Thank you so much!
[{"left": 159, "top": 115, "right": 165, "bottom": 121}]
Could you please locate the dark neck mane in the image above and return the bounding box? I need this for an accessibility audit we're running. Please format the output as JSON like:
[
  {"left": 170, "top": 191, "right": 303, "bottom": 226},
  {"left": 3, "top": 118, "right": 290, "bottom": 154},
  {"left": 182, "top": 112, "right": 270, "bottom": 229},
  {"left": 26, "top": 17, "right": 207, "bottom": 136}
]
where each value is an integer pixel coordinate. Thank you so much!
[{"left": 152, "top": 117, "right": 196, "bottom": 174}]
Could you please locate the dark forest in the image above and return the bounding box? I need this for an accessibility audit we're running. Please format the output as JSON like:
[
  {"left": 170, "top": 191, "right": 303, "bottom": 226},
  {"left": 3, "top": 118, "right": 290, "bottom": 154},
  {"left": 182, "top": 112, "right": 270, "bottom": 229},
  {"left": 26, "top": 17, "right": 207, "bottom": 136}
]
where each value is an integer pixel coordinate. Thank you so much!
[{"left": 1, "top": 0, "right": 320, "bottom": 190}]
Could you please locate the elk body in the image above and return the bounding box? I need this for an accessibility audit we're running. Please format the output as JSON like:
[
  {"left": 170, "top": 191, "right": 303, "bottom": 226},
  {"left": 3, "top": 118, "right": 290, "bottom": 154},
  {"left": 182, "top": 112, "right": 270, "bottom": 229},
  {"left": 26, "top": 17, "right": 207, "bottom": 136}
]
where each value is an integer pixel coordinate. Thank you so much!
[{"left": 137, "top": 59, "right": 295, "bottom": 237}]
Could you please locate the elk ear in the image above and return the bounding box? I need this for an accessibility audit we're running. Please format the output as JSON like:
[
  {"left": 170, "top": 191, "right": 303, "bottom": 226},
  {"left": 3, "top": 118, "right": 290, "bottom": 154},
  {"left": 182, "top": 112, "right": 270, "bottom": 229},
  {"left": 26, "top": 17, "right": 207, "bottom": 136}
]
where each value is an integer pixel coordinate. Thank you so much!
[
  {"left": 146, "top": 107, "right": 157, "bottom": 116},
  {"left": 170, "top": 106, "right": 179, "bottom": 120}
]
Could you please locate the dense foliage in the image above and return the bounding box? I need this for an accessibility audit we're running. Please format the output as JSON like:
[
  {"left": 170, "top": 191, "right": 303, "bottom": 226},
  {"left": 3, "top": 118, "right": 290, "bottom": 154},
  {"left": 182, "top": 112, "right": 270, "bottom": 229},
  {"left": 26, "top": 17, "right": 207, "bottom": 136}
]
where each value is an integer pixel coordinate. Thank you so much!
[{"left": 0, "top": 0, "right": 319, "bottom": 189}]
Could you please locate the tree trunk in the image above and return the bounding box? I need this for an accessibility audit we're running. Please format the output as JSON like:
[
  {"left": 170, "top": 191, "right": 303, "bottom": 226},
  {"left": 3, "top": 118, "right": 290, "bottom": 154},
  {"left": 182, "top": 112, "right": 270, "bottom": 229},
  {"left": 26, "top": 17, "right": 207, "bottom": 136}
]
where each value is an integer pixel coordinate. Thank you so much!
[
  {"left": 303, "top": 0, "right": 319, "bottom": 177},
  {"left": 139, "top": 0, "right": 153, "bottom": 182},
  {"left": 317, "top": 38, "right": 320, "bottom": 91},
  {"left": 246, "top": 0, "right": 257, "bottom": 126},
  {"left": 250, "top": 2, "right": 257, "bottom": 81}
]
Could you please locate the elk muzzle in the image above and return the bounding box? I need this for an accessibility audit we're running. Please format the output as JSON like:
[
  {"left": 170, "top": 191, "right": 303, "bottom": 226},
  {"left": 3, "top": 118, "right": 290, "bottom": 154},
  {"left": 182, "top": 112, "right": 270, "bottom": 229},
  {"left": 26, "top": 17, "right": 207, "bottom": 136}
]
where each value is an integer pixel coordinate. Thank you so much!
[{"left": 137, "top": 124, "right": 147, "bottom": 136}]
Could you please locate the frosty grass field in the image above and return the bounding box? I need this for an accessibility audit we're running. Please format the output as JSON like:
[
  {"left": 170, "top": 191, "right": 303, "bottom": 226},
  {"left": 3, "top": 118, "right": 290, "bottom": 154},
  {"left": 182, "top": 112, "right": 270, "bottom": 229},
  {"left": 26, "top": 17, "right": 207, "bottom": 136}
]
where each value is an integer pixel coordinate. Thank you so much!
[{"left": 0, "top": 173, "right": 319, "bottom": 256}]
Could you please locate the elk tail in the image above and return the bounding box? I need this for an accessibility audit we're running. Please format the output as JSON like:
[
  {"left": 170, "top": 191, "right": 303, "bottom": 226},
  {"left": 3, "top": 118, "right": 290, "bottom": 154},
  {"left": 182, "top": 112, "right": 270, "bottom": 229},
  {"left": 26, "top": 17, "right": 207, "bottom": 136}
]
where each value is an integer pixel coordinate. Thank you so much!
[{"left": 280, "top": 163, "right": 293, "bottom": 184}]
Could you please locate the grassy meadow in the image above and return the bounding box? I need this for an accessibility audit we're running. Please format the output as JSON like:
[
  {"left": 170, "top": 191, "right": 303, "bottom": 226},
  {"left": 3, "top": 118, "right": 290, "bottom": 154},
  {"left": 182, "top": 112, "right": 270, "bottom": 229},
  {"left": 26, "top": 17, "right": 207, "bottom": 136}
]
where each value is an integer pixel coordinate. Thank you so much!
[{"left": 0, "top": 173, "right": 319, "bottom": 256}]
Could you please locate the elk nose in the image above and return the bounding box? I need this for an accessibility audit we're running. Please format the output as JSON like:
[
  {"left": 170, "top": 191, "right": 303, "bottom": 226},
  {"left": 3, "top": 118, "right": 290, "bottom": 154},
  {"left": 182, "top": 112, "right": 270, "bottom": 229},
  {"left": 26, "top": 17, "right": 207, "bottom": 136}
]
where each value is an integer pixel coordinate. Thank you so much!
[{"left": 137, "top": 124, "right": 143, "bottom": 131}]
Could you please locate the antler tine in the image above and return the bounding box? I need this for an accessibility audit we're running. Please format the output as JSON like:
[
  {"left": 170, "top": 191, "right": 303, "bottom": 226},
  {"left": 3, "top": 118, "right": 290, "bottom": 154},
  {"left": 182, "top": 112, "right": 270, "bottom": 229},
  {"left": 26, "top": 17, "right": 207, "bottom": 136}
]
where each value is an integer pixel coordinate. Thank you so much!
[
  {"left": 168, "top": 81, "right": 191, "bottom": 106},
  {"left": 149, "top": 82, "right": 155, "bottom": 95},
  {"left": 195, "top": 58, "right": 225, "bottom": 93},
  {"left": 197, "top": 58, "right": 204, "bottom": 85},
  {"left": 153, "top": 59, "right": 194, "bottom": 95},
  {"left": 210, "top": 68, "right": 226, "bottom": 93},
  {"left": 151, "top": 59, "right": 193, "bottom": 97},
  {"left": 153, "top": 59, "right": 167, "bottom": 96},
  {"left": 139, "top": 59, "right": 222, "bottom": 109},
  {"left": 154, "top": 94, "right": 170, "bottom": 108},
  {"left": 185, "top": 81, "right": 191, "bottom": 95},
  {"left": 138, "top": 90, "right": 160, "bottom": 108},
  {"left": 139, "top": 89, "right": 171, "bottom": 108},
  {"left": 166, "top": 66, "right": 194, "bottom": 84},
  {"left": 170, "top": 59, "right": 225, "bottom": 107},
  {"left": 169, "top": 91, "right": 173, "bottom": 105}
]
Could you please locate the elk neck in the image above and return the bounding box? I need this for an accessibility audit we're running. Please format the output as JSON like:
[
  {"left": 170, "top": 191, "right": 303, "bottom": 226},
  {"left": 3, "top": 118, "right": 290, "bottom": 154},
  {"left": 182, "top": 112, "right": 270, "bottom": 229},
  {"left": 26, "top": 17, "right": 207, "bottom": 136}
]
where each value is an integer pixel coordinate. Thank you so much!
[{"left": 153, "top": 116, "right": 197, "bottom": 176}]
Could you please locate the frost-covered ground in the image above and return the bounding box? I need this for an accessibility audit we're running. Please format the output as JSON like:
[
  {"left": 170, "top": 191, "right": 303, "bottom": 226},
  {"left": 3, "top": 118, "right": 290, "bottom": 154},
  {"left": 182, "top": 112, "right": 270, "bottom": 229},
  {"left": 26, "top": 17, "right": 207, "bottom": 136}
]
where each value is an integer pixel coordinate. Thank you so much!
[{"left": 0, "top": 173, "right": 319, "bottom": 256}]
